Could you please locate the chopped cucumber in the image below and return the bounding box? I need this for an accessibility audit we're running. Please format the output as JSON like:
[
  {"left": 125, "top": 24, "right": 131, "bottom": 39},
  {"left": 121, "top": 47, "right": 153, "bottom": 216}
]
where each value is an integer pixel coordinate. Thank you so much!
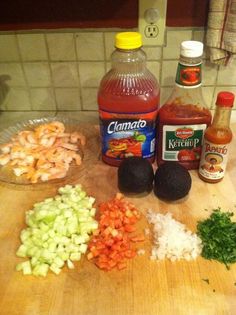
[{"left": 16, "top": 185, "right": 97, "bottom": 277}]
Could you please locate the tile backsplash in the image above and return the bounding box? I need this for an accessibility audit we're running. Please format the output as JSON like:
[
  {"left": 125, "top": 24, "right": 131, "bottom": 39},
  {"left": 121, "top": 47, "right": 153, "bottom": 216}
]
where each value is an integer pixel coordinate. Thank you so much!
[{"left": 0, "top": 28, "right": 236, "bottom": 113}]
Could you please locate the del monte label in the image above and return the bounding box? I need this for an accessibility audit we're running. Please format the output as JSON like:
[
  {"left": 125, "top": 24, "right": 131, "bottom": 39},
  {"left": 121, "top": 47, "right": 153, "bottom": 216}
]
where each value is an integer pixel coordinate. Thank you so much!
[
  {"left": 175, "top": 127, "right": 194, "bottom": 140},
  {"left": 162, "top": 124, "right": 207, "bottom": 161}
]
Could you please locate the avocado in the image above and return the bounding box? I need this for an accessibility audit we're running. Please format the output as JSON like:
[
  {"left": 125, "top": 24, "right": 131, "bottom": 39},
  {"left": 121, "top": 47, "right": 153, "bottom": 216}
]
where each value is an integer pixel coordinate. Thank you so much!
[
  {"left": 154, "top": 162, "right": 192, "bottom": 201},
  {"left": 118, "top": 157, "right": 154, "bottom": 193}
]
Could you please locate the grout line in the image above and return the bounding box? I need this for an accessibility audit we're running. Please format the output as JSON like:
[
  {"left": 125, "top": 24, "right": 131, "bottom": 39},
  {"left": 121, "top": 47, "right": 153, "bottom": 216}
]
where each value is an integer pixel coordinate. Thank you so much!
[
  {"left": 44, "top": 32, "right": 58, "bottom": 114},
  {"left": 74, "top": 33, "right": 83, "bottom": 111},
  {"left": 14, "top": 32, "right": 32, "bottom": 111}
]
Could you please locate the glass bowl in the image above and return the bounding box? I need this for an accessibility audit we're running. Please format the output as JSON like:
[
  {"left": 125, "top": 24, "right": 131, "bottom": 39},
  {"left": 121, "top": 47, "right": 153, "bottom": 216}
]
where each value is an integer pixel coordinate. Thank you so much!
[{"left": 0, "top": 117, "right": 100, "bottom": 186}]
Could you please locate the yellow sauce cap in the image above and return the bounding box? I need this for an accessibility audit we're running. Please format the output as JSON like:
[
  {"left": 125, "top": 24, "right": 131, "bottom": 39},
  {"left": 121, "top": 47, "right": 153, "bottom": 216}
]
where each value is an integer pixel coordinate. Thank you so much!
[{"left": 115, "top": 32, "right": 142, "bottom": 49}]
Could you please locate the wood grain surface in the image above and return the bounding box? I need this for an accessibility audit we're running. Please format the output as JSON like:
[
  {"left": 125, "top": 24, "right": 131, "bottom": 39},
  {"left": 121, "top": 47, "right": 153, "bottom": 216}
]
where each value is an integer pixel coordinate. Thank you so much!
[{"left": 0, "top": 124, "right": 236, "bottom": 315}]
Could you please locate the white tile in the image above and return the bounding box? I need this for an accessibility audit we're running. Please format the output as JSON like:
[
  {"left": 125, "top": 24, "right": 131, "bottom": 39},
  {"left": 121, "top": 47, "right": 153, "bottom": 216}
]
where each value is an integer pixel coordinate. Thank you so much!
[
  {"left": 0, "top": 35, "right": 20, "bottom": 62},
  {"left": 192, "top": 29, "right": 205, "bottom": 42},
  {"left": 202, "top": 60, "right": 218, "bottom": 86},
  {"left": 51, "top": 62, "right": 79, "bottom": 87},
  {"left": 142, "top": 46, "right": 162, "bottom": 60},
  {"left": 147, "top": 61, "right": 161, "bottom": 83},
  {"left": 46, "top": 33, "right": 76, "bottom": 61},
  {"left": 79, "top": 62, "right": 105, "bottom": 87},
  {"left": 217, "top": 58, "right": 236, "bottom": 85},
  {"left": 4, "top": 87, "right": 31, "bottom": 110},
  {"left": 104, "top": 32, "right": 116, "bottom": 60},
  {"left": 163, "top": 30, "right": 192, "bottom": 59},
  {"left": 76, "top": 32, "right": 104, "bottom": 61},
  {"left": 81, "top": 88, "right": 98, "bottom": 110},
  {"left": 214, "top": 86, "right": 236, "bottom": 109},
  {"left": 55, "top": 88, "right": 81, "bottom": 110},
  {"left": 30, "top": 88, "right": 56, "bottom": 110},
  {"left": 23, "top": 62, "right": 51, "bottom": 87},
  {"left": 17, "top": 34, "right": 48, "bottom": 61},
  {"left": 161, "top": 60, "right": 178, "bottom": 86},
  {"left": 0, "top": 63, "right": 26, "bottom": 86}
]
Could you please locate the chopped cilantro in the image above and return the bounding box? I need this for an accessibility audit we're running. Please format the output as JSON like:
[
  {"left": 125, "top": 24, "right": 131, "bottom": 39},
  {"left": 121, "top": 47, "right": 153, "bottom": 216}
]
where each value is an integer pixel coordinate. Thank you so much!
[{"left": 197, "top": 208, "right": 236, "bottom": 269}]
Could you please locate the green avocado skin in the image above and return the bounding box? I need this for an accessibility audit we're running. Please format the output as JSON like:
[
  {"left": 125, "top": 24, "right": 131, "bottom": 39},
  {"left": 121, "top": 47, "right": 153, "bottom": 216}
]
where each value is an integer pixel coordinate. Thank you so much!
[
  {"left": 118, "top": 157, "right": 154, "bottom": 193},
  {"left": 154, "top": 162, "right": 192, "bottom": 201}
]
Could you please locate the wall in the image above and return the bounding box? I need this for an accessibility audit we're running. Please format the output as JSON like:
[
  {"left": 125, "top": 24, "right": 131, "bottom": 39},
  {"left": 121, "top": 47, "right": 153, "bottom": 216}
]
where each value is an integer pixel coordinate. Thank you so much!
[{"left": 0, "top": 0, "right": 235, "bottom": 114}]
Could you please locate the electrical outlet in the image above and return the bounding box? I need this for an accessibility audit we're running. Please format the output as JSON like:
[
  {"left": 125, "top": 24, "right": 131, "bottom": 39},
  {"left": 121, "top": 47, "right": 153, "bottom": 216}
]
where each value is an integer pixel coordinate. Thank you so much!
[{"left": 138, "top": 0, "right": 167, "bottom": 46}]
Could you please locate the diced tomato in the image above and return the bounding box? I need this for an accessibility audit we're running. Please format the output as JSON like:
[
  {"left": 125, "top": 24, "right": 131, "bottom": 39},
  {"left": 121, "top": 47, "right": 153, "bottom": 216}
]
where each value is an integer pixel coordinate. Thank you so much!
[{"left": 87, "top": 194, "right": 145, "bottom": 271}]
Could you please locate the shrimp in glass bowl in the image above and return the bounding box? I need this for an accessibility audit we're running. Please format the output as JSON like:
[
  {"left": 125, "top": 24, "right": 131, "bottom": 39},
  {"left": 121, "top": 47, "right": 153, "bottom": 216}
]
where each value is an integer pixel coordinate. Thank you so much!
[{"left": 0, "top": 117, "right": 97, "bottom": 185}]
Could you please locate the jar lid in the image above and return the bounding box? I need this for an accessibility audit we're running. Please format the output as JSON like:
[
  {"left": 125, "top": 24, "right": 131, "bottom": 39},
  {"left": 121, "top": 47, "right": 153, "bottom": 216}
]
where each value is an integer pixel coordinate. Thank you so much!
[
  {"left": 115, "top": 32, "right": 142, "bottom": 50},
  {"left": 180, "top": 41, "right": 203, "bottom": 58},
  {"left": 216, "top": 91, "right": 235, "bottom": 107}
]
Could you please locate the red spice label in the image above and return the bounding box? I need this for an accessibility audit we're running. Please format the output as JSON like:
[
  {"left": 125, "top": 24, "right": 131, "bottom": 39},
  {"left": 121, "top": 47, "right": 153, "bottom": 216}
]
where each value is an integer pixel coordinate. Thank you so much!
[
  {"left": 176, "top": 63, "right": 202, "bottom": 86},
  {"left": 99, "top": 109, "right": 158, "bottom": 161}
]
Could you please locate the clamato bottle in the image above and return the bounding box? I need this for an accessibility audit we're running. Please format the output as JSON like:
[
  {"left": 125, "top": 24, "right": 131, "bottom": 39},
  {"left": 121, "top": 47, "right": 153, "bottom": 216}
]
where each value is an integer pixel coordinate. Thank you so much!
[
  {"left": 98, "top": 32, "right": 160, "bottom": 166},
  {"left": 199, "top": 91, "right": 235, "bottom": 183},
  {"left": 157, "top": 41, "right": 212, "bottom": 169}
]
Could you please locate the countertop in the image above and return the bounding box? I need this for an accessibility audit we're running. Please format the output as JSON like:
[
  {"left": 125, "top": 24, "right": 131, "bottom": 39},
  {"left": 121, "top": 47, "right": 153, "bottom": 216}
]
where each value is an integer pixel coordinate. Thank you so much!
[{"left": 0, "top": 119, "right": 236, "bottom": 315}]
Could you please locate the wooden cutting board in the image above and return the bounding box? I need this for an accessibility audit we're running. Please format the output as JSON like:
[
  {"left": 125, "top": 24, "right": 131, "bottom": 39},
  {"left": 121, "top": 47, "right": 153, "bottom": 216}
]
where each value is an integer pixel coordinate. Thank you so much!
[{"left": 0, "top": 124, "right": 236, "bottom": 315}]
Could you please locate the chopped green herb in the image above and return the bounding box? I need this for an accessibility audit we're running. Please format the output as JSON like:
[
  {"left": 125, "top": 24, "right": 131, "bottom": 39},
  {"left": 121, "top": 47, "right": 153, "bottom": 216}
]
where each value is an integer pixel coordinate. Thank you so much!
[
  {"left": 197, "top": 208, "right": 236, "bottom": 269},
  {"left": 202, "top": 278, "right": 210, "bottom": 284},
  {"left": 204, "top": 209, "right": 208, "bottom": 212}
]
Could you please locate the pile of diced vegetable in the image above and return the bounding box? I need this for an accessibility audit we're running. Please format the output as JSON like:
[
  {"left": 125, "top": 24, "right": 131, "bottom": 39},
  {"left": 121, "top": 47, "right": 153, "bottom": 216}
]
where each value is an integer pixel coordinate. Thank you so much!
[
  {"left": 87, "top": 193, "right": 145, "bottom": 271},
  {"left": 16, "top": 185, "right": 98, "bottom": 277}
]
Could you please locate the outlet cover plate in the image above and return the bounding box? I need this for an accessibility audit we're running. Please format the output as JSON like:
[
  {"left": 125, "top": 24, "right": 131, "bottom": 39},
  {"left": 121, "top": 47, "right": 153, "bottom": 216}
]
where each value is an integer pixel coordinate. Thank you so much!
[{"left": 138, "top": 0, "right": 167, "bottom": 46}]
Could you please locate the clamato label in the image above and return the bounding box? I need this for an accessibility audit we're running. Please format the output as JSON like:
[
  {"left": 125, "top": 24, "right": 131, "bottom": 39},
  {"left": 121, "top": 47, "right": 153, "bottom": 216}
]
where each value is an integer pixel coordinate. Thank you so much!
[
  {"left": 99, "top": 109, "right": 158, "bottom": 161},
  {"left": 199, "top": 140, "right": 230, "bottom": 180},
  {"left": 162, "top": 124, "right": 207, "bottom": 162}
]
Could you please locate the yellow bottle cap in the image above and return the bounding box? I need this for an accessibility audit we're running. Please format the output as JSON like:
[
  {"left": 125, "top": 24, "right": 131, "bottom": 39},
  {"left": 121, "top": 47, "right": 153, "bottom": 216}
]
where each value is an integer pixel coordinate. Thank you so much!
[{"left": 115, "top": 32, "right": 142, "bottom": 50}]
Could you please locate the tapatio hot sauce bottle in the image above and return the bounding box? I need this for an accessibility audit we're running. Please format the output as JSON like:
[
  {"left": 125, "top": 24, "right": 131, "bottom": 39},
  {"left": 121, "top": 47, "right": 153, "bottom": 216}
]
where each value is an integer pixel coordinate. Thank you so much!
[
  {"left": 98, "top": 32, "right": 160, "bottom": 166},
  {"left": 199, "top": 91, "right": 235, "bottom": 183},
  {"left": 157, "top": 41, "right": 212, "bottom": 169}
]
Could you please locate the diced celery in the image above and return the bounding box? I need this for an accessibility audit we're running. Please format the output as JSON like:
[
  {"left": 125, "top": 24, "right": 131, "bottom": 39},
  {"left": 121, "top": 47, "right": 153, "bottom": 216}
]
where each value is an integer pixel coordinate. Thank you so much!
[
  {"left": 90, "top": 208, "right": 96, "bottom": 216},
  {"left": 41, "top": 249, "right": 55, "bottom": 261},
  {"left": 20, "top": 261, "right": 32, "bottom": 275},
  {"left": 27, "top": 246, "right": 38, "bottom": 257},
  {"left": 70, "top": 252, "right": 81, "bottom": 261},
  {"left": 31, "top": 256, "right": 39, "bottom": 267},
  {"left": 72, "top": 235, "right": 86, "bottom": 245},
  {"left": 50, "top": 264, "right": 61, "bottom": 275},
  {"left": 20, "top": 230, "right": 31, "bottom": 242},
  {"left": 79, "top": 244, "right": 87, "bottom": 254},
  {"left": 16, "top": 184, "right": 98, "bottom": 277},
  {"left": 32, "top": 263, "right": 49, "bottom": 277},
  {"left": 54, "top": 257, "right": 65, "bottom": 268},
  {"left": 16, "top": 244, "right": 28, "bottom": 257},
  {"left": 58, "top": 251, "right": 69, "bottom": 261}
]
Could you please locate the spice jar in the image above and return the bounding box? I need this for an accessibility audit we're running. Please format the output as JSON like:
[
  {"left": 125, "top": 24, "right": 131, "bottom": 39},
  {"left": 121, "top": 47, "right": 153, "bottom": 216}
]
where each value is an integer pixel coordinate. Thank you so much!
[{"left": 199, "top": 91, "right": 235, "bottom": 183}]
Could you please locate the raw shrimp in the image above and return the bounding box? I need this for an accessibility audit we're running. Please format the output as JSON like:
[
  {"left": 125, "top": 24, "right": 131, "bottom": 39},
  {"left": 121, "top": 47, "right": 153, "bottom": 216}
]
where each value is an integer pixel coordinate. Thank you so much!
[
  {"left": 0, "top": 121, "right": 85, "bottom": 183},
  {"left": 0, "top": 154, "right": 10, "bottom": 166},
  {"left": 70, "top": 132, "right": 86, "bottom": 146}
]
